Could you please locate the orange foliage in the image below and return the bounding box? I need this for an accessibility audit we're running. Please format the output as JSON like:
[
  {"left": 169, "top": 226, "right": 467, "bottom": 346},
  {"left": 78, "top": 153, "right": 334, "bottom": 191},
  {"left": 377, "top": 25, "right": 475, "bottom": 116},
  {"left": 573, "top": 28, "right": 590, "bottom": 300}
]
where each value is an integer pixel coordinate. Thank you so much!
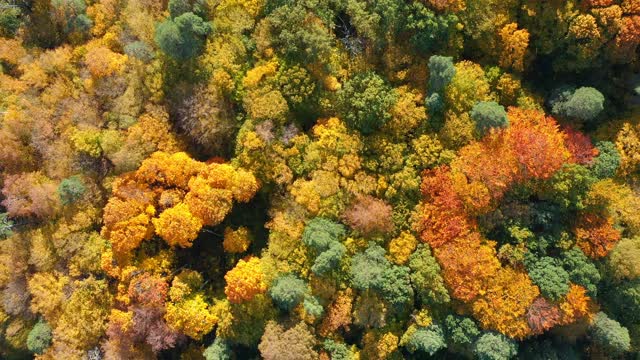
[
  {"left": 505, "top": 107, "right": 570, "bottom": 180},
  {"left": 152, "top": 203, "right": 203, "bottom": 248},
  {"left": 319, "top": 289, "right": 354, "bottom": 337},
  {"left": 224, "top": 257, "right": 267, "bottom": 304},
  {"left": 563, "top": 127, "right": 598, "bottom": 165},
  {"left": 526, "top": 297, "right": 561, "bottom": 335},
  {"left": 574, "top": 212, "right": 622, "bottom": 258},
  {"left": 434, "top": 234, "right": 501, "bottom": 302},
  {"left": 472, "top": 267, "right": 540, "bottom": 339},
  {"left": 558, "top": 284, "right": 594, "bottom": 325}
]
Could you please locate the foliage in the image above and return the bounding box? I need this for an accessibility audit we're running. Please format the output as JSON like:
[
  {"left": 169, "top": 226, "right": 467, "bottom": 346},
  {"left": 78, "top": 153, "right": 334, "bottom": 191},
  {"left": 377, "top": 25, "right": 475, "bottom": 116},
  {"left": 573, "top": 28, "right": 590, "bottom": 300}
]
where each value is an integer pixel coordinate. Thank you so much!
[
  {"left": 590, "top": 312, "right": 631, "bottom": 355},
  {"left": 474, "top": 332, "right": 518, "bottom": 360},
  {"left": 27, "top": 320, "right": 52, "bottom": 355},
  {"left": 471, "top": 101, "right": 509, "bottom": 137},
  {"left": 269, "top": 274, "right": 306, "bottom": 311},
  {"left": 337, "top": 72, "right": 397, "bottom": 134},
  {"left": 155, "top": 12, "right": 212, "bottom": 60}
]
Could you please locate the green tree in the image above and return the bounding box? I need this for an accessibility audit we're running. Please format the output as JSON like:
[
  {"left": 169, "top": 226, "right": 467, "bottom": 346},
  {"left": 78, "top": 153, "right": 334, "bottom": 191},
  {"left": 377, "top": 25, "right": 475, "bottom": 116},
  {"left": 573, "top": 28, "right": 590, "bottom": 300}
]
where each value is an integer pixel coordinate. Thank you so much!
[
  {"left": 474, "top": 332, "right": 518, "bottom": 360},
  {"left": 155, "top": 12, "right": 212, "bottom": 60},
  {"left": 27, "top": 320, "right": 52, "bottom": 355},
  {"left": 302, "top": 218, "right": 347, "bottom": 276},
  {"left": 590, "top": 312, "right": 631, "bottom": 355},
  {"left": 203, "top": 337, "right": 232, "bottom": 360},
  {"left": 401, "top": 325, "right": 446, "bottom": 355},
  {"left": 0, "top": 213, "right": 13, "bottom": 239},
  {"left": 403, "top": 2, "right": 459, "bottom": 55},
  {"left": 526, "top": 256, "right": 570, "bottom": 301},
  {"left": 561, "top": 248, "right": 600, "bottom": 296},
  {"left": 590, "top": 141, "right": 620, "bottom": 179},
  {"left": 408, "top": 244, "right": 450, "bottom": 305},
  {"left": 0, "top": 5, "right": 21, "bottom": 37},
  {"left": 471, "top": 101, "right": 508, "bottom": 137},
  {"left": 58, "top": 175, "right": 86, "bottom": 205},
  {"left": 337, "top": 72, "right": 397, "bottom": 134},
  {"left": 269, "top": 274, "right": 307, "bottom": 311},
  {"left": 551, "top": 87, "right": 604, "bottom": 123},
  {"left": 445, "top": 315, "right": 480, "bottom": 349}
]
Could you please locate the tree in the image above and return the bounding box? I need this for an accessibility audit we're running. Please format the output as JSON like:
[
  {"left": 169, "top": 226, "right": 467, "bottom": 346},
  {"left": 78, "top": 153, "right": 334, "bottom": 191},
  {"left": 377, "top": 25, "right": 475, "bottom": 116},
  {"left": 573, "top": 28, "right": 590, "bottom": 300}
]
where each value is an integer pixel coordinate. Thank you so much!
[
  {"left": 574, "top": 212, "right": 621, "bottom": 258},
  {"left": 0, "top": 5, "right": 21, "bottom": 37},
  {"left": 403, "top": 3, "right": 460, "bottom": 55},
  {"left": 269, "top": 274, "right": 307, "bottom": 311},
  {"left": 589, "top": 312, "right": 631, "bottom": 355},
  {"left": 608, "top": 237, "right": 640, "bottom": 280},
  {"left": 152, "top": 202, "right": 203, "bottom": 247},
  {"left": 445, "top": 315, "right": 481, "bottom": 349},
  {"left": 561, "top": 248, "right": 600, "bottom": 296},
  {"left": 223, "top": 227, "right": 252, "bottom": 253},
  {"left": 474, "top": 332, "right": 518, "bottom": 360},
  {"left": 471, "top": 267, "right": 539, "bottom": 339},
  {"left": 224, "top": 257, "right": 267, "bottom": 304},
  {"left": 27, "top": 320, "right": 52, "bottom": 355},
  {"left": 203, "top": 337, "right": 232, "bottom": 360},
  {"left": 400, "top": 325, "right": 446, "bottom": 355},
  {"left": 155, "top": 12, "right": 212, "bottom": 60},
  {"left": 590, "top": 141, "right": 620, "bottom": 179},
  {"left": 57, "top": 175, "right": 86, "bottom": 205},
  {"left": 337, "top": 72, "right": 397, "bottom": 134},
  {"left": 407, "top": 244, "right": 450, "bottom": 305},
  {"left": 551, "top": 87, "right": 604, "bottom": 123},
  {"left": 498, "top": 23, "right": 530, "bottom": 72},
  {"left": 258, "top": 321, "right": 318, "bottom": 360},
  {"left": 526, "top": 297, "right": 561, "bottom": 335},
  {"left": 471, "top": 101, "right": 509, "bottom": 137},
  {"left": 0, "top": 213, "right": 13, "bottom": 239},
  {"left": 526, "top": 257, "right": 570, "bottom": 301},
  {"left": 342, "top": 195, "right": 394, "bottom": 236}
]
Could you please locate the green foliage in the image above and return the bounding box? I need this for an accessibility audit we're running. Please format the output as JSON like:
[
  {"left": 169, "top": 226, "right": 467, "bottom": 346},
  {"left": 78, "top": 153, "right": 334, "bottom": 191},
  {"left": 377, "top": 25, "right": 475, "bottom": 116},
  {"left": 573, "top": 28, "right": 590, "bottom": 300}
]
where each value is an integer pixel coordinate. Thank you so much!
[
  {"left": 590, "top": 312, "right": 631, "bottom": 355},
  {"left": 27, "top": 320, "right": 52, "bottom": 355},
  {"left": 551, "top": 87, "right": 604, "bottom": 123},
  {"left": 302, "top": 218, "right": 346, "bottom": 251},
  {"left": 471, "top": 101, "right": 508, "bottom": 137},
  {"left": 538, "top": 164, "right": 595, "bottom": 211},
  {"left": 474, "top": 332, "right": 518, "bottom": 360},
  {"left": 302, "top": 218, "right": 347, "bottom": 276},
  {"left": 402, "top": 325, "right": 446, "bottom": 355},
  {"left": 0, "top": 213, "right": 13, "bottom": 239},
  {"left": 591, "top": 141, "right": 621, "bottom": 179},
  {"left": 428, "top": 55, "right": 456, "bottom": 95},
  {"left": 323, "top": 339, "right": 355, "bottom": 360},
  {"left": 302, "top": 296, "right": 324, "bottom": 318},
  {"left": 445, "top": 315, "right": 480, "bottom": 347},
  {"left": 561, "top": 248, "right": 600, "bottom": 296},
  {"left": 337, "top": 72, "right": 397, "bottom": 134},
  {"left": 124, "top": 41, "right": 155, "bottom": 63},
  {"left": 608, "top": 237, "right": 640, "bottom": 281},
  {"left": 203, "top": 338, "right": 232, "bottom": 360},
  {"left": 269, "top": 274, "right": 306, "bottom": 311},
  {"left": 407, "top": 244, "right": 450, "bottom": 305},
  {"left": 403, "top": 3, "right": 459, "bottom": 55},
  {"left": 58, "top": 175, "right": 86, "bottom": 205},
  {"left": 350, "top": 244, "right": 388, "bottom": 291},
  {"left": 51, "top": 0, "right": 92, "bottom": 36},
  {"left": 0, "top": 5, "right": 21, "bottom": 37},
  {"left": 155, "top": 12, "right": 212, "bottom": 60},
  {"left": 526, "top": 256, "right": 570, "bottom": 301},
  {"left": 265, "top": 3, "right": 335, "bottom": 62}
]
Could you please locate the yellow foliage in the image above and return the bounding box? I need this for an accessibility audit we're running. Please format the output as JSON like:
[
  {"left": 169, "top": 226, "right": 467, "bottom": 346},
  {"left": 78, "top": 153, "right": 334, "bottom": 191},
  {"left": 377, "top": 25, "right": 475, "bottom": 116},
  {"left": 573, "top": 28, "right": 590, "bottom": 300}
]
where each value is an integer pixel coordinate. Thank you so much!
[
  {"left": 85, "top": 46, "right": 128, "bottom": 78},
  {"left": 388, "top": 231, "right": 418, "bottom": 265},
  {"left": 472, "top": 267, "right": 539, "bottom": 339},
  {"left": 153, "top": 203, "right": 203, "bottom": 248},
  {"left": 224, "top": 256, "right": 267, "bottom": 304},
  {"left": 616, "top": 122, "right": 640, "bottom": 176},
  {"left": 224, "top": 227, "right": 253, "bottom": 253},
  {"left": 242, "top": 60, "right": 278, "bottom": 89},
  {"left": 184, "top": 177, "right": 234, "bottom": 226},
  {"left": 28, "top": 272, "right": 70, "bottom": 325},
  {"left": 136, "top": 152, "right": 206, "bottom": 189},
  {"left": 165, "top": 294, "right": 217, "bottom": 340},
  {"left": 498, "top": 23, "right": 530, "bottom": 72}
]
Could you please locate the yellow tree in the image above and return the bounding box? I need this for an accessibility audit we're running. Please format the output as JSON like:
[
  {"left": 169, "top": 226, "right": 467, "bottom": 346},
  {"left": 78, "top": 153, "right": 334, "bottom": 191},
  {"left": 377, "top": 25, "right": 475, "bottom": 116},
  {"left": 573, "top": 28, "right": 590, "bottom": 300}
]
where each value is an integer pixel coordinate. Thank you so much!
[{"left": 225, "top": 257, "right": 267, "bottom": 304}]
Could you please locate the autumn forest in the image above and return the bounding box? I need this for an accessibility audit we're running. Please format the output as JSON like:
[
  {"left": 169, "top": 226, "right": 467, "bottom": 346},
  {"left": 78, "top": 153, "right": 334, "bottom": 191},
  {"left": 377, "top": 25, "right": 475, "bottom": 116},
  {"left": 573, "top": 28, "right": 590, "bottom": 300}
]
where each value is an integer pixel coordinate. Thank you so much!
[{"left": 1, "top": 0, "right": 640, "bottom": 359}]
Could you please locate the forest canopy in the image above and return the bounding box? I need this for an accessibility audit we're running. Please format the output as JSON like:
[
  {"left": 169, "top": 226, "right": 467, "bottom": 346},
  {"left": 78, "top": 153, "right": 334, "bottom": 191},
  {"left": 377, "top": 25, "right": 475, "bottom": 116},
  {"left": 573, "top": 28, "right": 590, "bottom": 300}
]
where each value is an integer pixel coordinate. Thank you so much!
[{"left": 1, "top": 0, "right": 640, "bottom": 359}]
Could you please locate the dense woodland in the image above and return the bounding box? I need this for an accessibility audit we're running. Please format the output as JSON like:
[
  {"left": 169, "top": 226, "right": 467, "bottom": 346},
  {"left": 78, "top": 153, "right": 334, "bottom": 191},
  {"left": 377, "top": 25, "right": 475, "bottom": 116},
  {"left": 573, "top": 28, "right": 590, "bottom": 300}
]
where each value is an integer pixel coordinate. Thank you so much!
[{"left": 1, "top": 0, "right": 640, "bottom": 359}]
